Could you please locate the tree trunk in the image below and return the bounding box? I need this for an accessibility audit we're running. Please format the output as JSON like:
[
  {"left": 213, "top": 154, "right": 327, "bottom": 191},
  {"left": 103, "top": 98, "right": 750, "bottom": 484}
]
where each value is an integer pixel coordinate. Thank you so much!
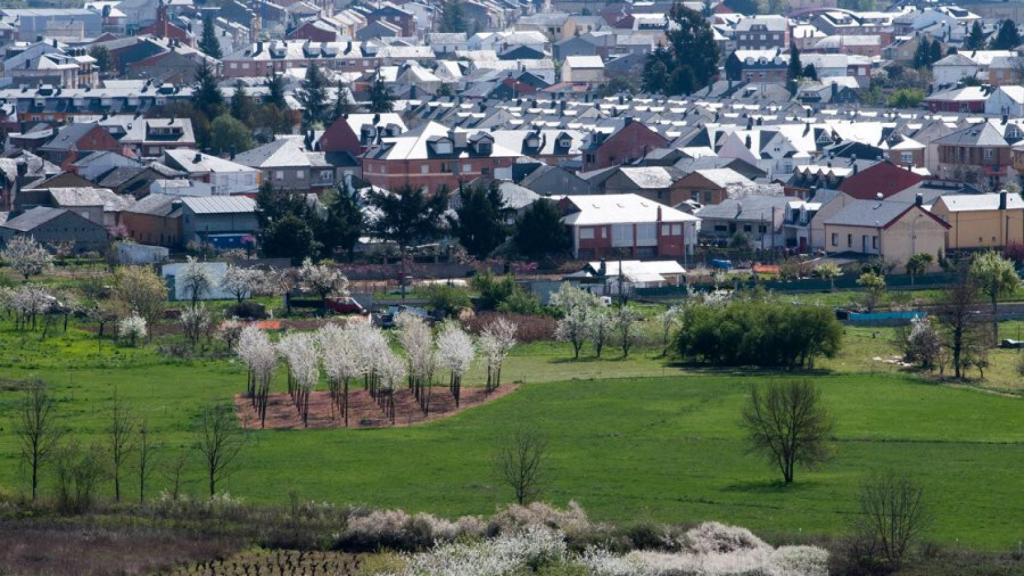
[{"left": 992, "top": 295, "right": 999, "bottom": 344}]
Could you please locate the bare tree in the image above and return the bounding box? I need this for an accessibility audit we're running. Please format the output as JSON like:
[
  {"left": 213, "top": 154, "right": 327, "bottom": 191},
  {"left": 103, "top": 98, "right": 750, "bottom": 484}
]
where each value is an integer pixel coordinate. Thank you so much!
[
  {"left": 109, "top": 390, "right": 137, "bottom": 502},
  {"left": 137, "top": 421, "right": 156, "bottom": 503},
  {"left": 15, "top": 382, "right": 63, "bottom": 501},
  {"left": 741, "top": 380, "right": 834, "bottom": 484},
  {"left": 193, "top": 405, "right": 246, "bottom": 496},
  {"left": 935, "top": 272, "right": 984, "bottom": 379},
  {"left": 164, "top": 450, "right": 189, "bottom": 501},
  {"left": 496, "top": 429, "right": 547, "bottom": 505},
  {"left": 857, "top": 471, "right": 928, "bottom": 571}
]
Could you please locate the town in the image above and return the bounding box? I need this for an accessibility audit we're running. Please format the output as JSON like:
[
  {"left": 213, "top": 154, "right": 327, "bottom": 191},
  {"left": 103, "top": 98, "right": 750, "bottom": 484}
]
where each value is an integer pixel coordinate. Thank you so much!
[{"left": 0, "top": 0, "right": 1024, "bottom": 574}]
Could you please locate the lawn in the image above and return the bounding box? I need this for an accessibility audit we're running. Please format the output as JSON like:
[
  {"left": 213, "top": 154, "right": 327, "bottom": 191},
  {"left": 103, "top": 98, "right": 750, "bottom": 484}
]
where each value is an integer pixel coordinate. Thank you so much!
[{"left": 1, "top": 321, "right": 1023, "bottom": 550}]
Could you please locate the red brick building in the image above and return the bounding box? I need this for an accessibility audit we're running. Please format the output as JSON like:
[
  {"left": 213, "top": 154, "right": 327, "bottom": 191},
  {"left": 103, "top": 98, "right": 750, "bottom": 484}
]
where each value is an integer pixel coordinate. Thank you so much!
[
  {"left": 319, "top": 113, "right": 407, "bottom": 156},
  {"left": 559, "top": 194, "right": 699, "bottom": 259},
  {"left": 37, "top": 123, "right": 124, "bottom": 169},
  {"left": 582, "top": 117, "right": 669, "bottom": 171}
]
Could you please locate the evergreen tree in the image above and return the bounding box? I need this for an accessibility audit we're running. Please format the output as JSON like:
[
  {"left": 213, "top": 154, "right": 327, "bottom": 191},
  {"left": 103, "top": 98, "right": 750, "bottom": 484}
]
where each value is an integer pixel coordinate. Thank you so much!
[
  {"left": 369, "top": 74, "right": 395, "bottom": 113},
  {"left": 261, "top": 213, "right": 319, "bottom": 264},
  {"left": 332, "top": 79, "right": 352, "bottom": 122},
  {"left": 802, "top": 64, "right": 818, "bottom": 81},
  {"left": 263, "top": 73, "right": 287, "bottom": 109},
  {"left": 642, "top": 4, "right": 719, "bottom": 96},
  {"left": 991, "top": 19, "right": 1021, "bottom": 50},
  {"left": 198, "top": 15, "right": 223, "bottom": 59},
  {"left": 367, "top": 186, "right": 446, "bottom": 253},
  {"left": 966, "top": 20, "right": 985, "bottom": 50},
  {"left": 451, "top": 182, "right": 508, "bottom": 259},
  {"left": 913, "top": 36, "right": 931, "bottom": 69},
  {"left": 641, "top": 49, "right": 670, "bottom": 93},
  {"left": 787, "top": 46, "right": 802, "bottom": 81},
  {"left": 209, "top": 114, "right": 253, "bottom": 155},
  {"left": 192, "top": 59, "right": 224, "bottom": 120},
  {"left": 89, "top": 45, "right": 111, "bottom": 75},
  {"left": 255, "top": 181, "right": 308, "bottom": 229},
  {"left": 318, "top": 184, "right": 365, "bottom": 261},
  {"left": 928, "top": 38, "right": 943, "bottom": 65},
  {"left": 440, "top": 0, "right": 467, "bottom": 33},
  {"left": 230, "top": 81, "right": 255, "bottom": 126},
  {"left": 514, "top": 200, "right": 570, "bottom": 260},
  {"left": 299, "top": 62, "right": 329, "bottom": 129}
]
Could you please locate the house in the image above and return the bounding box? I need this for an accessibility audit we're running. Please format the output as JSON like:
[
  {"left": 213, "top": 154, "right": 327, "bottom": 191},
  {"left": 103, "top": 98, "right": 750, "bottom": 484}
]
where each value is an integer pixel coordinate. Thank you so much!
[
  {"left": 931, "top": 191, "right": 1024, "bottom": 251},
  {"left": 0, "top": 206, "right": 108, "bottom": 251},
  {"left": 560, "top": 193, "right": 699, "bottom": 259},
  {"left": 734, "top": 15, "right": 789, "bottom": 50},
  {"left": 120, "top": 193, "right": 182, "bottom": 247},
  {"left": 318, "top": 113, "right": 407, "bottom": 157},
  {"left": 119, "top": 118, "right": 196, "bottom": 157},
  {"left": 38, "top": 123, "right": 122, "bottom": 167},
  {"left": 725, "top": 49, "right": 787, "bottom": 83},
  {"left": 179, "top": 196, "right": 258, "bottom": 248},
  {"left": 673, "top": 168, "right": 754, "bottom": 205},
  {"left": 984, "top": 86, "right": 1024, "bottom": 118},
  {"left": 72, "top": 150, "right": 143, "bottom": 181},
  {"left": 562, "top": 55, "right": 605, "bottom": 84},
  {"left": 233, "top": 136, "right": 335, "bottom": 193},
  {"left": 365, "top": 4, "right": 415, "bottom": 37},
  {"left": 934, "top": 121, "right": 1013, "bottom": 189},
  {"left": 600, "top": 166, "right": 684, "bottom": 204},
  {"left": 571, "top": 259, "right": 687, "bottom": 295},
  {"left": 15, "top": 186, "right": 128, "bottom": 227},
  {"left": 0, "top": 8, "right": 104, "bottom": 40},
  {"left": 162, "top": 149, "right": 260, "bottom": 195},
  {"left": 581, "top": 117, "right": 669, "bottom": 171},
  {"left": 516, "top": 163, "right": 591, "bottom": 196},
  {"left": 822, "top": 196, "right": 948, "bottom": 268},
  {"left": 361, "top": 121, "right": 521, "bottom": 193},
  {"left": 924, "top": 86, "right": 988, "bottom": 114},
  {"left": 837, "top": 160, "right": 924, "bottom": 200},
  {"left": 932, "top": 50, "right": 1015, "bottom": 87},
  {"left": 695, "top": 196, "right": 789, "bottom": 249}
]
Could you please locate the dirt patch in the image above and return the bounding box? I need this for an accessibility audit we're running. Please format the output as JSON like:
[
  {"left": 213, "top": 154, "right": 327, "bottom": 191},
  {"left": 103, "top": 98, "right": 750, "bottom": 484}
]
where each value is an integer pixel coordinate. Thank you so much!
[{"left": 235, "top": 384, "right": 517, "bottom": 429}]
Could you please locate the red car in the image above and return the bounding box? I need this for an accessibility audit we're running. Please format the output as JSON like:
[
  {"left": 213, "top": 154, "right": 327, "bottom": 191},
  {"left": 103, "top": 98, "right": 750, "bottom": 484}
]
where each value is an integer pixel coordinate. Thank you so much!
[{"left": 325, "top": 296, "right": 366, "bottom": 315}]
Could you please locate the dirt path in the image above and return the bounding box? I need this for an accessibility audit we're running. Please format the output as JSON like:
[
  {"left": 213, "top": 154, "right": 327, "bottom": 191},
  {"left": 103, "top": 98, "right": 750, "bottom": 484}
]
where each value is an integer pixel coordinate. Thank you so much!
[{"left": 235, "top": 384, "right": 517, "bottom": 429}]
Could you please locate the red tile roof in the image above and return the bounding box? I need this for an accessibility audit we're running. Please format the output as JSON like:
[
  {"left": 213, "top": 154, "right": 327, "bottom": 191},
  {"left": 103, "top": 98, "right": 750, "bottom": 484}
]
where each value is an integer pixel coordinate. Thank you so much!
[{"left": 837, "top": 160, "right": 923, "bottom": 200}]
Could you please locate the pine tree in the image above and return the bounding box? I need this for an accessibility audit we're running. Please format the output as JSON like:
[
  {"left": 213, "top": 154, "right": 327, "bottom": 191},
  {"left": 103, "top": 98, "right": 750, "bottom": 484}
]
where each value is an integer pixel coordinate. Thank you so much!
[
  {"left": 642, "top": 3, "right": 719, "bottom": 96},
  {"left": 369, "top": 73, "right": 394, "bottom": 113},
  {"left": 991, "top": 19, "right": 1021, "bottom": 50},
  {"left": 929, "top": 38, "right": 943, "bottom": 65},
  {"left": 787, "top": 45, "right": 802, "bottom": 81},
  {"left": 198, "top": 15, "right": 223, "bottom": 59},
  {"left": 913, "top": 36, "right": 931, "bottom": 69},
  {"left": 331, "top": 79, "right": 351, "bottom": 122},
  {"left": 299, "top": 62, "right": 329, "bottom": 130},
  {"left": 641, "top": 49, "right": 670, "bottom": 93},
  {"left": 440, "top": 0, "right": 467, "bottom": 33},
  {"left": 230, "top": 81, "right": 254, "bottom": 126},
  {"left": 802, "top": 63, "right": 818, "bottom": 81},
  {"left": 193, "top": 59, "right": 224, "bottom": 120},
  {"left": 318, "top": 184, "right": 365, "bottom": 261},
  {"left": 451, "top": 182, "right": 508, "bottom": 259},
  {"left": 263, "top": 73, "right": 287, "bottom": 109},
  {"left": 966, "top": 20, "right": 985, "bottom": 50}
]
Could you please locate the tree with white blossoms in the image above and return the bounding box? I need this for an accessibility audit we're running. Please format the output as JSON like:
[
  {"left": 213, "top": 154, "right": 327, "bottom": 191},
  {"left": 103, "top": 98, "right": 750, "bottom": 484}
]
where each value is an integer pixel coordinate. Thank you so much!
[
  {"left": 348, "top": 321, "right": 389, "bottom": 400},
  {"left": 396, "top": 312, "right": 437, "bottom": 413},
  {"left": 318, "top": 323, "right": 360, "bottom": 425},
  {"left": 480, "top": 317, "right": 517, "bottom": 392},
  {"left": 614, "top": 306, "right": 642, "bottom": 358},
  {"left": 277, "top": 333, "right": 321, "bottom": 427},
  {"left": 3, "top": 285, "right": 53, "bottom": 331},
  {"left": 220, "top": 265, "right": 264, "bottom": 303},
  {"left": 660, "top": 305, "right": 683, "bottom": 356},
  {"left": 375, "top": 347, "right": 406, "bottom": 424},
  {"left": 437, "top": 321, "right": 475, "bottom": 407},
  {"left": 1, "top": 236, "right": 53, "bottom": 281},
  {"left": 180, "top": 304, "right": 211, "bottom": 349},
  {"left": 235, "top": 325, "right": 277, "bottom": 428},
  {"left": 180, "top": 256, "right": 213, "bottom": 310},
  {"left": 299, "top": 258, "right": 349, "bottom": 315},
  {"left": 551, "top": 282, "right": 600, "bottom": 359},
  {"left": 118, "top": 312, "right": 147, "bottom": 347},
  {"left": 586, "top": 306, "right": 613, "bottom": 358}
]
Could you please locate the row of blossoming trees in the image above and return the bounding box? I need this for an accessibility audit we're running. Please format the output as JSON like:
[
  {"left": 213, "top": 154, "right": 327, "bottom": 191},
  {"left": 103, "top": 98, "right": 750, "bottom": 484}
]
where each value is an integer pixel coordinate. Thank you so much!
[{"left": 235, "top": 314, "right": 517, "bottom": 428}]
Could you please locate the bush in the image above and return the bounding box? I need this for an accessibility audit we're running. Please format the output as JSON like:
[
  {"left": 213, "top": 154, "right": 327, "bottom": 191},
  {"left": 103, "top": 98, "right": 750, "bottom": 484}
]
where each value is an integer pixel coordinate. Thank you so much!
[
  {"left": 225, "top": 301, "right": 268, "bottom": 320},
  {"left": 464, "top": 312, "right": 556, "bottom": 342},
  {"left": 472, "top": 271, "right": 544, "bottom": 315},
  {"left": 424, "top": 284, "right": 472, "bottom": 317},
  {"left": 675, "top": 301, "right": 842, "bottom": 368}
]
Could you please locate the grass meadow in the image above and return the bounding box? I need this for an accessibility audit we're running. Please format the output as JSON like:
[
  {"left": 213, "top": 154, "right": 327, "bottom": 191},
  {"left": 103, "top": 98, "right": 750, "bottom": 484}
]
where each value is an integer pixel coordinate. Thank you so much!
[{"left": 0, "top": 319, "right": 1023, "bottom": 551}]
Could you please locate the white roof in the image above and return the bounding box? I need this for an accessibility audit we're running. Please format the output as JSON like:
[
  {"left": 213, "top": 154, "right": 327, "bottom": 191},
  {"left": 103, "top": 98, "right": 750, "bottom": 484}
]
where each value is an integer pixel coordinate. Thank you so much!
[
  {"left": 180, "top": 196, "right": 256, "bottom": 214},
  {"left": 935, "top": 192, "right": 1024, "bottom": 212},
  {"left": 590, "top": 259, "right": 686, "bottom": 278},
  {"left": 565, "top": 55, "right": 604, "bottom": 69},
  {"left": 562, "top": 194, "right": 700, "bottom": 226}
]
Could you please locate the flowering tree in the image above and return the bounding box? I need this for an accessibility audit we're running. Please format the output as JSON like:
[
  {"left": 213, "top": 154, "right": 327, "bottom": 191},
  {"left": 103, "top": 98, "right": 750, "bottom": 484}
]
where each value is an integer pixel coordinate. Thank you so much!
[
  {"left": 113, "top": 266, "right": 166, "bottom": 337},
  {"left": 397, "top": 312, "right": 436, "bottom": 412},
  {"left": 277, "top": 333, "right": 321, "bottom": 427},
  {"left": 437, "top": 321, "right": 475, "bottom": 407},
  {"left": 585, "top": 307, "right": 613, "bottom": 358},
  {"left": 181, "top": 256, "right": 213, "bottom": 310},
  {"left": 614, "top": 306, "right": 642, "bottom": 358},
  {"left": 660, "top": 305, "right": 682, "bottom": 356},
  {"left": 299, "top": 258, "right": 349, "bottom": 315},
  {"left": 1, "top": 236, "right": 53, "bottom": 280},
  {"left": 318, "top": 323, "right": 360, "bottom": 425},
  {"left": 479, "top": 317, "right": 517, "bottom": 392},
  {"left": 348, "top": 321, "right": 389, "bottom": 398},
  {"left": 236, "top": 326, "right": 277, "bottom": 428},
  {"left": 220, "top": 265, "right": 264, "bottom": 303},
  {"left": 376, "top": 348, "right": 406, "bottom": 424},
  {"left": 118, "top": 313, "right": 147, "bottom": 346},
  {"left": 3, "top": 285, "right": 53, "bottom": 331},
  {"left": 551, "top": 283, "right": 599, "bottom": 359},
  {"left": 180, "top": 304, "right": 211, "bottom": 349}
]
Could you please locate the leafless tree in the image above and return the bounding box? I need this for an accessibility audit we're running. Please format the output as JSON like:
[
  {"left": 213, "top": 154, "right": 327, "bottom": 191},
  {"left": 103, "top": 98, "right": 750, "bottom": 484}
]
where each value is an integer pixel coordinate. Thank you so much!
[
  {"left": 857, "top": 471, "right": 928, "bottom": 571},
  {"left": 193, "top": 405, "right": 246, "bottom": 496},
  {"left": 935, "top": 272, "right": 985, "bottom": 379},
  {"left": 109, "top": 390, "right": 136, "bottom": 502},
  {"left": 496, "top": 429, "right": 548, "bottom": 505},
  {"left": 15, "top": 382, "right": 63, "bottom": 501},
  {"left": 164, "top": 450, "right": 189, "bottom": 501},
  {"left": 137, "top": 421, "right": 156, "bottom": 503},
  {"left": 741, "top": 380, "right": 834, "bottom": 484}
]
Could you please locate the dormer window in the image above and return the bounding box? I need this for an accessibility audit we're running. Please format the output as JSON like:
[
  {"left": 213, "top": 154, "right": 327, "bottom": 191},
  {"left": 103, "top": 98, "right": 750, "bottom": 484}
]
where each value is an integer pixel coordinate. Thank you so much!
[
  {"left": 435, "top": 139, "right": 453, "bottom": 154},
  {"left": 526, "top": 135, "right": 540, "bottom": 148},
  {"left": 476, "top": 141, "right": 492, "bottom": 155},
  {"left": 558, "top": 137, "right": 571, "bottom": 148}
]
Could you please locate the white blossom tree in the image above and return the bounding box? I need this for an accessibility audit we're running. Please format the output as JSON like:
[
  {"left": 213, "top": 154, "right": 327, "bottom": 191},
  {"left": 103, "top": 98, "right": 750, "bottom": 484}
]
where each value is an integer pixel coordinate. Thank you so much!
[
  {"left": 181, "top": 256, "right": 213, "bottom": 310},
  {"left": 318, "top": 323, "right": 361, "bottom": 425},
  {"left": 396, "top": 312, "right": 436, "bottom": 412},
  {"left": 479, "top": 317, "right": 517, "bottom": 392},
  {"left": 277, "top": 333, "right": 321, "bottom": 427},
  {"left": 614, "top": 306, "right": 642, "bottom": 358},
  {"left": 551, "top": 283, "right": 599, "bottom": 359},
  {"left": 221, "top": 265, "right": 264, "bottom": 303},
  {"left": 299, "top": 258, "right": 349, "bottom": 314},
  {"left": 660, "top": 305, "right": 683, "bottom": 356},
  {"left": 376, "top": 348, "right": 406, "bottom": 424},
  {"left": 348, "top": 321, "right": 389, "bottom": 398},
  {"left": 1, "top": 236, "right": 53, "bottom": 281},
  {"left": 437, "top": 321, "right": 475, "bottom": 407},
  {"left": 585, "top": 307, "right": 613, "bottom": 358},
  {"left": 236, "top": 326, "right": 277, "bottom": 428},
  {"left": 4, "top": 285, "right": 53, "bottom": 330},
  {"left": 180, "top": 304, "right": 211, "bottom": 349},
  {"left": 118, "top": 312, "right": 147, "bottom": 346}
]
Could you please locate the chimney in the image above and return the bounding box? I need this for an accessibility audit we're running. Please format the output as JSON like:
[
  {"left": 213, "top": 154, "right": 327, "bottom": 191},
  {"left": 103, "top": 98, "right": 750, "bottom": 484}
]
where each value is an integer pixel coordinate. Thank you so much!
[
  {"left": 194, "top": 152, "right": 202, "bottom": 163},
  {"left": 52, "top": 38, "right": 58, "bottom": 48},
  {"left": 915, "top": 193, "right": 923, "bottom": 207},
  {"left": 1000, "top": 189, "right": 1008, "bottom": 210},
  {"left": 853, "top": 163, "right": 858, "bottom": 175}
]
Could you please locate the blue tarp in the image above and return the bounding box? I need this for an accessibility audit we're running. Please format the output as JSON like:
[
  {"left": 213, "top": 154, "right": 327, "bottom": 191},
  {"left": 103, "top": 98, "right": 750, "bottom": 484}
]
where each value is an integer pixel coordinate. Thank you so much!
[{"left": 846, "top": 310, "right": 926, "bottom": 323}]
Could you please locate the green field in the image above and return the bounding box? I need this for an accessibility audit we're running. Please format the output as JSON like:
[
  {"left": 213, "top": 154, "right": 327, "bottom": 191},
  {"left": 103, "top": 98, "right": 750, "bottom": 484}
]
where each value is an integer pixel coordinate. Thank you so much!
[{"left": 1, "top": 320, "right": 1023, "bottom": 551}]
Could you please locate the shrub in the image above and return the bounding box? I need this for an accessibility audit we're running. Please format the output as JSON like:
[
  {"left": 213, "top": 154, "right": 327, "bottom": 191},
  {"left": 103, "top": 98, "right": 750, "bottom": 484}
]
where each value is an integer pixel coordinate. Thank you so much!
[
  {"left": 464, "top": 312, "right": 556, "bottom": 342},
  {"left": 675, "top": 301, "right": 842, "bottom": 368},
  {"left": 225, "top": 301, "right": 268, "bottom": 320},
  {"left": 425, "top": 284, "right": 472, "bottom": 317}
]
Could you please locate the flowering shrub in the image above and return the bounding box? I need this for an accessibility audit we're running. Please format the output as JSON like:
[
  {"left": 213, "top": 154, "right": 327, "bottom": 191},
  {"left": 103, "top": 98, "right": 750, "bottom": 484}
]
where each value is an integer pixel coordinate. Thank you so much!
[
  {"left": 338, "top": 508, "right": 486, "bottom": 552},
  {"left": 117, "top": 312, "right": 147, "bottom": 346},
  {"left": 399, "top": 526, "right": 567, "bottom": 576},
  {"left": 684, "top": 521, "right": 766, "bottom": 555}
]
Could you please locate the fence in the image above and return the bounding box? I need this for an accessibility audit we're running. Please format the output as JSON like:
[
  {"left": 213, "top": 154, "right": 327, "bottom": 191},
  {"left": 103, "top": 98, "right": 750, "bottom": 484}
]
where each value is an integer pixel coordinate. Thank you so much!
[{"left": 634, "top": 272, "right": 958, "bottom": 298}]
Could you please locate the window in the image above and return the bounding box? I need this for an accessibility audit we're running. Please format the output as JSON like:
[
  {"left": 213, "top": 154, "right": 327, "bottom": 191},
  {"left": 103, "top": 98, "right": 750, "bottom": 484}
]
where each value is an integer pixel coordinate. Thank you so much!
[
  {"left": 672, "top": 224, "right": 682, "bottom": 235},
  {"left": 847, "top": 234, "right": 852, "bottom": 247},
  {"left": 872, "top": 236, "right": 878, "bottom": 249},
  {"left": 441, "top": 162, "right": 450, "bottom": 173},
  {"left": 831, "top": 233, "right": 838, "bottom": 246},
  {"left": 662, "top": 224, "right": 671, "bottom": 235},
  {"left": 743, "top": 224, "right": 752, "bottom": 232},
  {"left": 983, "top": 148, "right": 994, "bottom": 162},
  {"left": 274, "top": 170, "right": 284, "bottom": 180},
  {"left": 636, "top": 223, "right": 657, "bottom": 246},
  {"left": 900, "top": 152, "right": 913, "bottom": 165},
  {"left": 462, "top": 163, "right": 472, "bottom": 173},
  {"left": 715, "top": 225, "right": 728, "bottom": 232},
  {"left": 420, "top": 164, "right": 429, "bottom": 174},
  {"left": 296, "top": 171, "right": 304, "bottom": 180},
  {"left": 611, "top": 223, "right": 633, "bottom": 247},
  {"left": 759, "top": 225, "right": 767, "bottom": 233},
  {"left": 579, "top": 227, "right": 594, "bottom": 240}
]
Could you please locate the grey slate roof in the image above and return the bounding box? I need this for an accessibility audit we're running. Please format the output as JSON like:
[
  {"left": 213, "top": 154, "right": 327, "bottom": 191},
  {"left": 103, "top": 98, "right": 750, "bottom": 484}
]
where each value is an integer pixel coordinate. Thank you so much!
[
  {"left": 180, "top": 196, "right": 257, "bottom": 214},
  {"left": 823, "top": 200, "right": 913, "bottom": 227},
  {"left": 1, "top": 206, "right": 68, "bottom": 232}
]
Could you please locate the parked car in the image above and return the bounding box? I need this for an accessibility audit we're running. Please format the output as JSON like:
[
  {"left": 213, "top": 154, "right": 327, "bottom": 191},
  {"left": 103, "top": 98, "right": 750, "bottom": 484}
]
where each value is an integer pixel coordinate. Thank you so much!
[{"left": 325, "top": 296, "right": 366, "bottom": 315}]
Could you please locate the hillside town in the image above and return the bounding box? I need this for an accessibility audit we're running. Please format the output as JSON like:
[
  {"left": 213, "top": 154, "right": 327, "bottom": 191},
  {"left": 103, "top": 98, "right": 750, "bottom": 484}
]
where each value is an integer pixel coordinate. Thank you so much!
[{"left": 0, "top": 0, "right": 1023, "bottom": 280}]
